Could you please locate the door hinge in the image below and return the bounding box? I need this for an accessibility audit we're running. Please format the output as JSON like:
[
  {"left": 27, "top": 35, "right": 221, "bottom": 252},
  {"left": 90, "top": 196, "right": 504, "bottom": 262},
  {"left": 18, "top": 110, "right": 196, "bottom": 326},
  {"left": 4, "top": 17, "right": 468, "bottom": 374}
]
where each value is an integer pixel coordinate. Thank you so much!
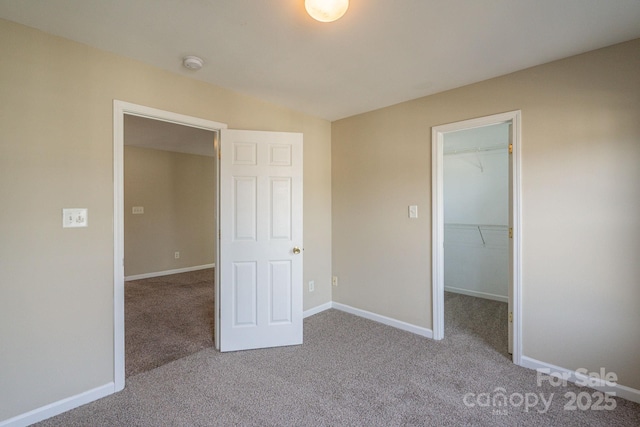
[
  {"left": 218, "top": 150, "right": 221, "bottom": 160},
  {"left": 218, "top": 230, "right": 221, "bottom": 239},
  {"left": 508, "top": 143, "right": 513, "bottom": 154},
  {"left": 508, "top": 312, "right": 513, "bottom": 323},
  {"left": 509, "top": 228, "right": 513, "bottom": 238}
]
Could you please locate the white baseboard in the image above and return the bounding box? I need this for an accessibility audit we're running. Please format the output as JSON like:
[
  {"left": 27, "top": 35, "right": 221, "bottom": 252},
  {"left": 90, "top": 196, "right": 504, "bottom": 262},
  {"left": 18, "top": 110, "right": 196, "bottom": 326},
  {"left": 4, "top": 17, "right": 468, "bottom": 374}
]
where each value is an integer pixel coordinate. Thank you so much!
[
  {"left": 520, "top": 356, "right": 640, "bottom": 404},
  {"left": 303, "top": 302, "right": 333, "bottom": 318},
  {"left": 332, "top": 302, "right": 433, "bottom": 339},
  {"left": 125, "top": 263, "right": 215, "bottom": 282},
  {"left": 445, "top": 286, "right": 508, "bottom": 303},
  {"left": 0, "top": 382, "right": 114, "bottom": 427}
]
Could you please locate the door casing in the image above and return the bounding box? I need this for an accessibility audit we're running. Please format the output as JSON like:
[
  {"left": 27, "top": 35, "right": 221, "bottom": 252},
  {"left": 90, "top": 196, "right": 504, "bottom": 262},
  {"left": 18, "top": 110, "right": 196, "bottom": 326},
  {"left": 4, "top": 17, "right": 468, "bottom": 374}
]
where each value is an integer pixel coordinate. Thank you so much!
[
  {"left": 113, "top": 100, "right": 227, "bottom": 391},
  {"left": 431, "top": 110, "right": 523, "bottom": 365}
]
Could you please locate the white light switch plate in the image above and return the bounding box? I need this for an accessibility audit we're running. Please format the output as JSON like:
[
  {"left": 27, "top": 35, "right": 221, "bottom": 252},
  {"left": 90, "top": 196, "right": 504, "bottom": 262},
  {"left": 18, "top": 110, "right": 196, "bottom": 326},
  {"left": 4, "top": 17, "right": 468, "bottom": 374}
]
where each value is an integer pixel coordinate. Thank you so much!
[
  {"left": 132, "top": 206, "right": 144, "bottom": 214},
  {"left": 63, "top": 208, "right": 88, "bottom": 228},
  {"left": 409, "top": 205, "right": 418, "bottom": 219}
]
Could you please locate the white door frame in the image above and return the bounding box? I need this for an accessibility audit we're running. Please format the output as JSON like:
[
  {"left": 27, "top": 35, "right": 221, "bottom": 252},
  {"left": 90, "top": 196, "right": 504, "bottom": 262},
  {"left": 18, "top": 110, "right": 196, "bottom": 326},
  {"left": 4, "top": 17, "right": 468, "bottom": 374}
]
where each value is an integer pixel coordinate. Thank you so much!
[
  {"left": 431, "top": 110, "right": 522, "bottom": 365},
  {"left": 113, "top": 100, "right": 227, "bottom": 391}
]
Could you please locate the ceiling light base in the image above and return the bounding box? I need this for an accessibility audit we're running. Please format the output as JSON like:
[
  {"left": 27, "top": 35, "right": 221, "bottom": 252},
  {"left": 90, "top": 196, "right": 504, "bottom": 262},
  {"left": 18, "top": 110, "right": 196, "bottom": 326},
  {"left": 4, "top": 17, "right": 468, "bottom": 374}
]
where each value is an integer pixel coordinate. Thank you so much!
[{"left": 305, "top": 0, "right": 349, "bottom": 22}]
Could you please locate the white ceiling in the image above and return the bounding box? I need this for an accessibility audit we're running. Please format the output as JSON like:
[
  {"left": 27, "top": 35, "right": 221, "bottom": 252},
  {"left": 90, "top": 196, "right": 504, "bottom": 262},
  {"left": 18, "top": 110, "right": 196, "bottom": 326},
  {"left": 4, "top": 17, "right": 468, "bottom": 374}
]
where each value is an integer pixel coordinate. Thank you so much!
[
  {"left": 2, "top": 0, "right": 640, "bottom": 121},
  {"left": 124, "top": 115, "right": 215, "bottom": 157}
]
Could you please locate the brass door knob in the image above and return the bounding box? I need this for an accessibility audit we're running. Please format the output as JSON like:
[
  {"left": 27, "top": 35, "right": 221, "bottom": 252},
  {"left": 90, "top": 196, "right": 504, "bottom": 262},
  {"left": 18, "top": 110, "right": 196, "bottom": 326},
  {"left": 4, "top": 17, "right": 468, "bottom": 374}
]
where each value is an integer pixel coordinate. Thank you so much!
[{"left": 293, "top": 247, "right": 301, "bottom": 255}]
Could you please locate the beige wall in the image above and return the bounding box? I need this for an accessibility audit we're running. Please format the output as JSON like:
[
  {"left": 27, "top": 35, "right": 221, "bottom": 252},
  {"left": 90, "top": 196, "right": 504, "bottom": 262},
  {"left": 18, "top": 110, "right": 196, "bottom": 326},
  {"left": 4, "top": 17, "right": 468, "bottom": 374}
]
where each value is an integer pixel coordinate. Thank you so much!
[
  {"left": 124, "top": 147, "right": 216, "bottom": 276},
  {"left": 332, "top": 39, "right": 640, "bottom": 389},
  {"left": 0, "top": 19, "right": 332, "bottom": 421},
  {"left": 2, "top": 13, "right": 638, "bottom": 422}
]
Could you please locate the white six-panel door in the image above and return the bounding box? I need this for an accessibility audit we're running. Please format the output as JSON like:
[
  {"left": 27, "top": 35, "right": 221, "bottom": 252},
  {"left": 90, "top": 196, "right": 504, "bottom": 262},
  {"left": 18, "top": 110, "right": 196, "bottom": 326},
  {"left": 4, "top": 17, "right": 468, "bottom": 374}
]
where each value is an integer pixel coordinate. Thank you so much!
[{"left": 219, "top": 129, "right": 303, "bottom": 352}]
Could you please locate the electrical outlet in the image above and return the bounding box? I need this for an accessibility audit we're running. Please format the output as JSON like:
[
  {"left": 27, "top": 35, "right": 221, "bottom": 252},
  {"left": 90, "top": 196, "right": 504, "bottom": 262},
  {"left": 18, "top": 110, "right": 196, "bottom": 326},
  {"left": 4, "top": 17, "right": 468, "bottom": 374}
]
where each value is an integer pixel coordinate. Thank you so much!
[
  {"left": 174, "top": 251, "right": 180, "bottom": 259},
  {"left": 332, "top": 276, "right": 338, "bottom": 287},
  {"left": 308, "top": 280, "right": 315, "bottom": 292}
]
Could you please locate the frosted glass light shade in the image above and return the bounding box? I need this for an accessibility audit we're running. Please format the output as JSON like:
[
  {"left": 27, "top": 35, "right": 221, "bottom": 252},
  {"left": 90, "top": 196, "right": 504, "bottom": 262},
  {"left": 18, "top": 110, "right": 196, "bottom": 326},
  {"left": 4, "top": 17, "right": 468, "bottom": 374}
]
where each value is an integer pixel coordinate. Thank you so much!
[{"left": 305, "top": 0, "right": 349, "bottom": 22}]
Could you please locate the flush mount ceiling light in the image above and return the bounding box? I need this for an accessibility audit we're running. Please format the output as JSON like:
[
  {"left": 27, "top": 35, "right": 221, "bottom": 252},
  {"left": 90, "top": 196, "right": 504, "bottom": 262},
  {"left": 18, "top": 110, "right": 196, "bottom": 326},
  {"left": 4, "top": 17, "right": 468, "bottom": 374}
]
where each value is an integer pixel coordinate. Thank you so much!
[
  {"left": 305, "top": 0, "right": 349, "bottom": 22},
  {"left": 183, "top": 56, "right": 204, "bottom": 70}
]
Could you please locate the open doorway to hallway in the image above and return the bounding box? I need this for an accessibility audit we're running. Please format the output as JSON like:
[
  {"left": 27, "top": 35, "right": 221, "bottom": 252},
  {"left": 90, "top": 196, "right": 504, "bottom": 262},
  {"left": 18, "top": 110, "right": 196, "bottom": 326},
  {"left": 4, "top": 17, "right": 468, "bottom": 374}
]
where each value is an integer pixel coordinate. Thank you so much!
[{"left": 123, "top": 115, "right": 217, "bottom": 377}]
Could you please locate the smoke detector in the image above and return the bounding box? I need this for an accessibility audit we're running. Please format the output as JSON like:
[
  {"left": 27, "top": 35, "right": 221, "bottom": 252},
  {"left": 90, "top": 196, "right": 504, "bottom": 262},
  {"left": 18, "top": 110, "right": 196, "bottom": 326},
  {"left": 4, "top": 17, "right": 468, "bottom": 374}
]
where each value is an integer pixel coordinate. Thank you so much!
[{"left": 183, "top": 56, "right": 204, "bottom": 70}]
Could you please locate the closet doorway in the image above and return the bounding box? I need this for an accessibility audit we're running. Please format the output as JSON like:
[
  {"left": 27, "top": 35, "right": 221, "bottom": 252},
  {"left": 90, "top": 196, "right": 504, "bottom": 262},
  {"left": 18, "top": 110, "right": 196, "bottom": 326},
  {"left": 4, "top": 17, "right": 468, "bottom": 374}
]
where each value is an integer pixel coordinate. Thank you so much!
[{"left": 431, "top": 111, "right": 522, "bottom": 364}]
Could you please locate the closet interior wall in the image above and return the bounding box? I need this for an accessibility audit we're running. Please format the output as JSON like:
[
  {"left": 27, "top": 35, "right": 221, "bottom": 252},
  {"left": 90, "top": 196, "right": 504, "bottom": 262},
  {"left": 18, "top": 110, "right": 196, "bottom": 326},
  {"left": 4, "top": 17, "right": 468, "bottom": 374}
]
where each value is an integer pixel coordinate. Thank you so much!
[{"left": 443, "top": 124, "right": 510, "bottom": 302}]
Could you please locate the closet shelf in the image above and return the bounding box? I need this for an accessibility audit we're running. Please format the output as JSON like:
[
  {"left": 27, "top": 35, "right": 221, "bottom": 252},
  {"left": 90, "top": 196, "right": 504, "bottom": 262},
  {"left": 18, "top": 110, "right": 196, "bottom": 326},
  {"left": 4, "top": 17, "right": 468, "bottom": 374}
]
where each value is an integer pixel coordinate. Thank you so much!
[
  {"left": 443, "top": 144, "right": 508, "bottom": 156},
  {"left": 445, "top": 223, "right": 508, "bottom": 229}
]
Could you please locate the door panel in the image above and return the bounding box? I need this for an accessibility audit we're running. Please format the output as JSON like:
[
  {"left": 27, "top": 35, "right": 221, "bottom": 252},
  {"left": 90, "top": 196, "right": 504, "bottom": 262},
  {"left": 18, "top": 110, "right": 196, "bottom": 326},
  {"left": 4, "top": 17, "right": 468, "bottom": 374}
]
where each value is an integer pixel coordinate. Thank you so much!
[
  {"left": 270, "top": 178, "right": 292, "bottom": 239},
  {"left": 220, "top": 129, "right": 303, "bottom": 352},
  {"left": 270, "top": 260, "right": 292, "bottom": 323},
  {"left": 233, "top": 261, "right": 257, "bottom": 326},
  {"left": 234, "top": 177, "right": 257, "bottom": 240}
]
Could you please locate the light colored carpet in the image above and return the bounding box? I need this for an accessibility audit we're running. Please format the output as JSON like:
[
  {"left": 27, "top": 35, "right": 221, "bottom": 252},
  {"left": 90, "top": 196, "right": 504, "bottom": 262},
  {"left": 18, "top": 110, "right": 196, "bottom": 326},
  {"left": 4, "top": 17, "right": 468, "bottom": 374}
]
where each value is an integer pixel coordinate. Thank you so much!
[{"left": 36, "top": 293, "right": 640, "bottom": 426}]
